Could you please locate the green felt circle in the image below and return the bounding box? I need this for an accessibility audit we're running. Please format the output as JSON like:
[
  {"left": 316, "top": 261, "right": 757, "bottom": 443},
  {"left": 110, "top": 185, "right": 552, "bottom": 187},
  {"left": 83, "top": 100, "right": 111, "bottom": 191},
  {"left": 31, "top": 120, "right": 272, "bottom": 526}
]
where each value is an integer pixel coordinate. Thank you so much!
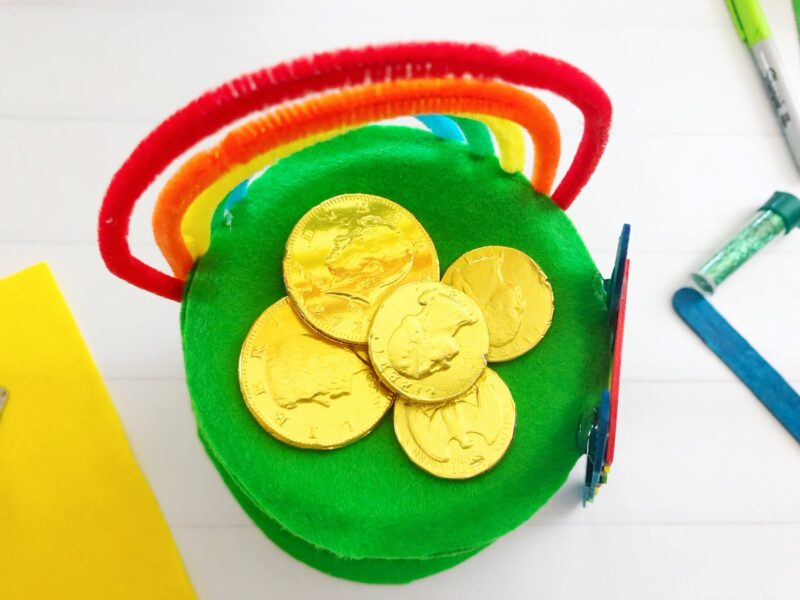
[
  {"left": 182, "top": 126, "right": 609, "bottom": 567},
  {"left": 199, "top": 430, "right": 485, "bottom": 584}
]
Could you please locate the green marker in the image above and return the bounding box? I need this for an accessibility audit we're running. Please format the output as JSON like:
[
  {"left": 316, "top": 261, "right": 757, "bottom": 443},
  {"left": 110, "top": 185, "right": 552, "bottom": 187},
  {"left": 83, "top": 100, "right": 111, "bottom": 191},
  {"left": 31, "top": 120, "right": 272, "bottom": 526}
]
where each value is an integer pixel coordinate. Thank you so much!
[
  {"left": 693, "top": 192, "right": 800, "bottom": 294},
  {"left": 794, "top": 1, "right": 800, "bottom": 46},
  {"left": 726, "top": 0, "right": 800, "bottom": 172}
]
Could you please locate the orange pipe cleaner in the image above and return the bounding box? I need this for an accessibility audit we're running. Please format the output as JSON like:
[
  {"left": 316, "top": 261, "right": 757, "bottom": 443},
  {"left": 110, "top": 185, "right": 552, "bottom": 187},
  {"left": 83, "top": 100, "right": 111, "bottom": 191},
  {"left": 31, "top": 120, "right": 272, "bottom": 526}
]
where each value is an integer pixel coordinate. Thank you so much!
[{"left": 153, "top": 78, "right": 561, "bottom": 279}]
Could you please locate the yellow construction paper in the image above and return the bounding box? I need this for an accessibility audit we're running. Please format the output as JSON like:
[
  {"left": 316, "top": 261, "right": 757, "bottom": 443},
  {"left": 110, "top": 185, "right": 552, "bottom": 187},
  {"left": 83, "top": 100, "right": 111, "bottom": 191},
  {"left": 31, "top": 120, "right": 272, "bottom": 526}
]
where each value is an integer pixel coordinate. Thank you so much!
[{"left": 0, "top": 264, "right": 196, "bottom": 600}]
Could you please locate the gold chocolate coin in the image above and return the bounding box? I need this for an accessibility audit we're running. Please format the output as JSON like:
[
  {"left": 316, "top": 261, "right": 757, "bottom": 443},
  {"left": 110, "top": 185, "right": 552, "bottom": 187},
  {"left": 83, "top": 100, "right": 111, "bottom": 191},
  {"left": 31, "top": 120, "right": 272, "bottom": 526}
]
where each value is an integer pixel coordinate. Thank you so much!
[
  {"left": 393, "top": 369, "right": 516, "bottom": 479},
  {"left": 368, "top": 281, "right": 489, "bottom": 403},
  {"left": 283, "top": 194, "right": 439, "bottom": 345},
  {"left": 239, "top": 298, "right": 394, "bottom": 449},
  {"left": 442, "top": 246, "right": 554, "bottom": 362}
]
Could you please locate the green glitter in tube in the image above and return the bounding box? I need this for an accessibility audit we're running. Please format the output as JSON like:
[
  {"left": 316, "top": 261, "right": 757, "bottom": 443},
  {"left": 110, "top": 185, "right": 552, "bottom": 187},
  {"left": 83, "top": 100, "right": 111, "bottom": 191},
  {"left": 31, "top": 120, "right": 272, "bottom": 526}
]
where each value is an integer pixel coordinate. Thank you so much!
[{"left": 693, "top": 192, "right": 800, "bottom": 294}]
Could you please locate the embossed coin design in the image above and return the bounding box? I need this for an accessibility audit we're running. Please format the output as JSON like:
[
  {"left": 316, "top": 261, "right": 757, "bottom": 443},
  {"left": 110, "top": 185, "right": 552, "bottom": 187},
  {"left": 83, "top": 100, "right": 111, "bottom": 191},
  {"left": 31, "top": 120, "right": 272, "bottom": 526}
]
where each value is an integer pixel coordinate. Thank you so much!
[
  {"left": 443, "top": 246, "right": 554, "bottom": 362},
  {"left": 239, "top": 298, "right": 394, "bottom": 449},
  {"left": 394, "top": 369, "right": 516, "bottom": 479},
  {"left": 368, "top": 281, "right": 490, "bottom": 403},
  {"left": 283, "top": 193, "right": 439, "bottom": 345}
]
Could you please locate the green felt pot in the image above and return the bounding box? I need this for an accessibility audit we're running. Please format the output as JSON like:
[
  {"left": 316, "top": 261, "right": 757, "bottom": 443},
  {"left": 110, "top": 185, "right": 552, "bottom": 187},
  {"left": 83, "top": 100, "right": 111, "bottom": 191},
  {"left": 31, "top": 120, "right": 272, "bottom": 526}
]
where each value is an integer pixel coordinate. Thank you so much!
[
  {"left": 199, "top": 429, "right": 486, "bottom": 584},
  {"left": 181, "top": 125, "right": 610, "bottom": 581}
]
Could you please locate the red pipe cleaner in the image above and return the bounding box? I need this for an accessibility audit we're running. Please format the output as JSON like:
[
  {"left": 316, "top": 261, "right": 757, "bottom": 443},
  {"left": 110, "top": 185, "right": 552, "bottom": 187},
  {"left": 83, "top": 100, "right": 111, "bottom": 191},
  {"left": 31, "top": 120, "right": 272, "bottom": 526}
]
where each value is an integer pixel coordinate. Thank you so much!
[{"left": 98, "top": 42, "right": 612, "bottom": 300}]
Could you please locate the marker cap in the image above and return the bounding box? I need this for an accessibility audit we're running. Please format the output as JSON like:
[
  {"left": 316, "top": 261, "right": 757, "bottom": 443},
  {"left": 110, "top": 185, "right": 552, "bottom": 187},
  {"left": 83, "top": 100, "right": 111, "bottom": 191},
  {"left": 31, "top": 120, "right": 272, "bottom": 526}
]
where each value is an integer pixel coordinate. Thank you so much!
[{"left": 725, "top": 0, "right": 772, "bottom": 47}]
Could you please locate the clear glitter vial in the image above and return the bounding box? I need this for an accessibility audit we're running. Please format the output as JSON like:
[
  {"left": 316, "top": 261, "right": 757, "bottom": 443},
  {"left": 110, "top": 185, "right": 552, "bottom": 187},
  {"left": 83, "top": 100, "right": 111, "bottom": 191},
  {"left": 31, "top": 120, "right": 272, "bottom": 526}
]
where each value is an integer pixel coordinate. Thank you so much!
[{"left": 693, "top": 192, "right": 800, "bottom": 294}]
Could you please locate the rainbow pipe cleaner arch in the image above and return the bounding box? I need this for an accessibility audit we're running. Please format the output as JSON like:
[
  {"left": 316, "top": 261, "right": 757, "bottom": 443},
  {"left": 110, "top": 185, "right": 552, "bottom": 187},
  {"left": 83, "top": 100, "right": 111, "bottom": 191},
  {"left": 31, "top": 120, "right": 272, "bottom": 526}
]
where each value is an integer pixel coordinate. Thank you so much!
[
  {"left": 98, "top": 42, "right": 629, "bottom": 584},
  {"left": 152, "top": 78, "right": 561, "bottom": 278}
]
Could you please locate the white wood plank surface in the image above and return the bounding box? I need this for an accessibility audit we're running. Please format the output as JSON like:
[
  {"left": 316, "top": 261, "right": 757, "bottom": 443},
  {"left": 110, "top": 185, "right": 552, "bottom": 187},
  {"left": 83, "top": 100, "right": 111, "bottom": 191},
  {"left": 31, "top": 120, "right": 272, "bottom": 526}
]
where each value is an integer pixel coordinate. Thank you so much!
[{"left": 2, "top": 1, "right": 799, "bottom": 598}]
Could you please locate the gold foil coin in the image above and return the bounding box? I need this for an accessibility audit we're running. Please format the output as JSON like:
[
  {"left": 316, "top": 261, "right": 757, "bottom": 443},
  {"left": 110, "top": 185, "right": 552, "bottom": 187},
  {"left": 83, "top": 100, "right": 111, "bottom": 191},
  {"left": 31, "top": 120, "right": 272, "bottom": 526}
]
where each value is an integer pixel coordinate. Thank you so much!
[
  {"left": 442, "top": 246, "right": 554, "bottom": 362},
  {"left": 239, "top": 298, "right": 394, "bottom": 449},
  {"left": 283, "top": 193, "right": 439, "bottom": 345},
  {"left": 393, "top": 369, "right": 516, "bottom": 479},
  {"left": 368, "top": 281, "right": 489, "bottom": 403}
]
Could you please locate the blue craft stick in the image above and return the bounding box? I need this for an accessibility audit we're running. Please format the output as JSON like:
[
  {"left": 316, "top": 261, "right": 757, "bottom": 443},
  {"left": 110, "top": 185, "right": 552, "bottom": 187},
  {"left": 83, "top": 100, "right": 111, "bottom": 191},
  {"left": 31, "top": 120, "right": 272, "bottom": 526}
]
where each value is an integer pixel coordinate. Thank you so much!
[
  {"left": 415, "top": 114, "right": 466, "bottom": 143},
  {"left": 673, "top": 287, "right": 800, "bottom": 443}
]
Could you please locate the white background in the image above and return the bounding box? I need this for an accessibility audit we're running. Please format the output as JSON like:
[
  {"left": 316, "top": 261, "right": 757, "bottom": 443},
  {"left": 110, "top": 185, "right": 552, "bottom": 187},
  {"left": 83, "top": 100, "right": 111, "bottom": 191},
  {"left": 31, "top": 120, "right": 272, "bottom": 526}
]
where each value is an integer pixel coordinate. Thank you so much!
[{"left": 2, "top": 1, "right": 800, "bottom": 598}]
